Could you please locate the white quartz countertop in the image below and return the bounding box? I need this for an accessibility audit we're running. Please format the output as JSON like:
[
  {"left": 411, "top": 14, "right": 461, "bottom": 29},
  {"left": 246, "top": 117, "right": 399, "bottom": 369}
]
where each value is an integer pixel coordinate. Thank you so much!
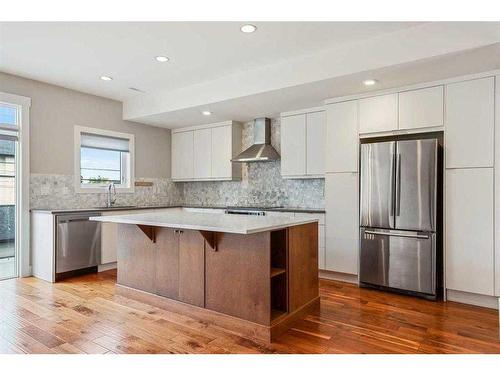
[{"left": 90, "top": 211, "right": 318, "bottom": 234}]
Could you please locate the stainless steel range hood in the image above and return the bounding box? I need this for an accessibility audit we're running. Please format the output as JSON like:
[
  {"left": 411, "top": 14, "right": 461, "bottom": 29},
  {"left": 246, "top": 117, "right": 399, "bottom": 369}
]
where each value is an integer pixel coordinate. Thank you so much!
[{"left": 231, "top": 118, "right": 280, "bottom": 163}]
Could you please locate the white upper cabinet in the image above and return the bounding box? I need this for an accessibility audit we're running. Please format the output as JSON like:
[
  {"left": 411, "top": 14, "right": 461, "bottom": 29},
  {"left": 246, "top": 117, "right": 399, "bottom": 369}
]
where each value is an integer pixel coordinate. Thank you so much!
[
  {"left": 358, "top": 93, "right": 398, "bottom": 134},
  {"left": 325, "top": 172, "right": 359, "bottom": 275},
  {"left": 326, "top": 100, "right": 358, "bottom": 173},
  {"left": 281, "top": 109, "right": 326, "bottom": 178},
  {"left": 211, "top": 125, "right": 234, "bottom": 179},
  {"left": 445, "top": 77, "right": 495, "bottom": 168},
  {"left": 171, "top": 121, "right": 241, "bottom": 181},
  {"left": 171, "top": 131, "right": 194, "bottom": 180},
  {"left": 306, "top": 111, "right": 326, "bottom": 176},
  {"left": 399, "top": 86, "right": 444, "bottom": 130},
  {"left": 446, "top": 168, "right": 494, "bottom": 296},
  {"left": 281, "top": 114, "right": 307, "bottom": 177},
  {"left": 193, "top": 128, "right": 212, "bottom": 179}
]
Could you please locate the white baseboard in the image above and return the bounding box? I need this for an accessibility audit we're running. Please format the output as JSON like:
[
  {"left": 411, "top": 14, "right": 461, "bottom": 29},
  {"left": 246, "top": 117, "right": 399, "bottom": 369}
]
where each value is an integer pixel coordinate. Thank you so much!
[
  {"left": 446, "top": 289, "right": 499, "bottom": 310},
  {"left": 98, "top": 262, "right": 117, "bottom": 272},
  {"left": 319, "top": 269, "right": 358, "bottom": 284}
]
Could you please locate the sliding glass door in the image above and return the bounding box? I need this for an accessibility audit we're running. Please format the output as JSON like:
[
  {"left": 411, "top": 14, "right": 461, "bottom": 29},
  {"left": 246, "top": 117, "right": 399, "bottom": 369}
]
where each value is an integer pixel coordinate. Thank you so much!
[{"left": 0, "top": 103, "right": 19, "bottom": 280}]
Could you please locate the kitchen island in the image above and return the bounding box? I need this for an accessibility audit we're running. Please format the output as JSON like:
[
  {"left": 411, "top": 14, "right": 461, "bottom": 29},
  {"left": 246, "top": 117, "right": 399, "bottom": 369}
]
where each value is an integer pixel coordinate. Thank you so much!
[{"left": 91, "top": 210, "right": 319, "bottom": 342}]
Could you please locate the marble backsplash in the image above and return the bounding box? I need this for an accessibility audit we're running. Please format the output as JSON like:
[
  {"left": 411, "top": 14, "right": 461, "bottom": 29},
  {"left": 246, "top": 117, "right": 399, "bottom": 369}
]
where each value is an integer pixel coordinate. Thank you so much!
[
  {"left": 30, "top": 118, "right": 325, "bottom": 210},
  {"left": 180, "top": 118, "right": 325, "bottom": 209},
  {"left": 30, "top": 174, "right": 182, "bottom": 209}
]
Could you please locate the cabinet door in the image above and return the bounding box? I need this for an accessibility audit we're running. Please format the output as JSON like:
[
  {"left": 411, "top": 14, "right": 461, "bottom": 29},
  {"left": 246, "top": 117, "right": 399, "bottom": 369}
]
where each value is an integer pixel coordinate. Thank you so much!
[
  {"left": 205, "top": 232, "right": 270, "bottom": 325},
  {"left": 171, "top": 131, "right": 194, "bottom": 180},
  {"left": 155, "top": 228, "right": 179, "bottom": 299},
  {"left": 359, "top": 94, "right": 398, "bottom": 134},
  {"left": 211, "top": 125, "right": 233, "bottom": 179},
  {"left": 446, "top": 168, "right": 494, "bottom": 295},
  {"left": 325, "top": 172, "right": 359, "bottom": 275},
  {"left": 306, "top": 111, "right": 326, "bottom": 176},
  {"left": 399, "top": 86, "right": 444, "bottom": 130},
  {"left": 446, "top": 77, "right": 494, "bottom": 168},
  {"left": 193, "top": 128, "right": 212, "bottom": 179},
  {"left": 178, "top": 230, "right": 205, "bottom": 307},
  {"left": 326, "top": 100, "right": 358, "bottom": 173},
  {"left": 100, "top": 222, "right": 117, "bottom": 264},
  {"left": 281, "top": 114, "right": 306, "bottom": 177}
]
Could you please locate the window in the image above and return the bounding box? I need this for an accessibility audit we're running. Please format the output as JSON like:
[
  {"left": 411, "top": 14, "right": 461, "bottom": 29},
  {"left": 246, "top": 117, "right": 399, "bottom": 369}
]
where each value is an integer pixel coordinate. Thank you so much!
[
  {"left": 75, "top": 127, "right": 134, "bottom": 192},
  {"left": 0, "top": 103, "right": 18, "bottom": 129}
]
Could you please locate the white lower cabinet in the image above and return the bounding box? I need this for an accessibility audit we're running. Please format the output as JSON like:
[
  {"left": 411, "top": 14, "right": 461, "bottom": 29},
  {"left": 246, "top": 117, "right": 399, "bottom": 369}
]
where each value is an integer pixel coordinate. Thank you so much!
[
  {"left": 446, "top": 168, "right": 494, "bottom": 296},
  {"left": 325, "top": 172, "right": 359, "bottom": 275},
  {"left": 100, "top": 222, "right": 118, "bottom": 264}
]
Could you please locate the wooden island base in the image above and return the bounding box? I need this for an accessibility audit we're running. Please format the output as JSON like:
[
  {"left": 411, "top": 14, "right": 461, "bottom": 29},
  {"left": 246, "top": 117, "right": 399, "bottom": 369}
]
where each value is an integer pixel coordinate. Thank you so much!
[
  {"left": 116, "top": 284, "right": 320, "bottom": 343},
  {"left": 115, "top": 222, "right": 319, "bottom": 343}
]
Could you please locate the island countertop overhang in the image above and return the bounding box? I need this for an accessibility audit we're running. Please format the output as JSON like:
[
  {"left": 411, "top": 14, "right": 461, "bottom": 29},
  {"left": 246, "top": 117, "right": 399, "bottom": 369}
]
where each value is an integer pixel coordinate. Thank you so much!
[{"left": 90, "top": 211, "right": 318, "bottom": 234}]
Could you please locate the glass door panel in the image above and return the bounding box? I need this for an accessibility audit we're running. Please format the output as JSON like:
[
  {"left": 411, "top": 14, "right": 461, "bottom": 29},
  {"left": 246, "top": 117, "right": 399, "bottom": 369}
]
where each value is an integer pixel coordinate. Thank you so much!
[{"left": 0, "top": 138, "right": 16, "bottom": 279}]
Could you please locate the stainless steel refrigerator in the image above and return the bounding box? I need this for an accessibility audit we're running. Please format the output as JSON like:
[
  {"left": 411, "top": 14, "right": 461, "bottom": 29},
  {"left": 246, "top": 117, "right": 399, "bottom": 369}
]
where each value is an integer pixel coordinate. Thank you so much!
[{"left": 359, "top": 138, "right": 439, "bottom": 299}]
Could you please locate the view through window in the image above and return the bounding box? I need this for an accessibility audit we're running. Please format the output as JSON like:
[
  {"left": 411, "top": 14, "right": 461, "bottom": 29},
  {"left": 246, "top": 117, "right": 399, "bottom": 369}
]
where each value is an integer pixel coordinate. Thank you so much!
[
  {"left": 78, "top": 131, "right": 131, "bottom": 188},
  {"left": 0, "top": 102, "right": 18, "bottom": 280}
]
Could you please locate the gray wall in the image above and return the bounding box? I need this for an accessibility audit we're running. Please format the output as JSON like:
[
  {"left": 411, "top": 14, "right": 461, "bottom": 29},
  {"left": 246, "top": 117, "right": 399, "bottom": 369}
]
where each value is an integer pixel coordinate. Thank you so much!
[{"left": 0, "top": 72, "right": 171, "bottom": 178}]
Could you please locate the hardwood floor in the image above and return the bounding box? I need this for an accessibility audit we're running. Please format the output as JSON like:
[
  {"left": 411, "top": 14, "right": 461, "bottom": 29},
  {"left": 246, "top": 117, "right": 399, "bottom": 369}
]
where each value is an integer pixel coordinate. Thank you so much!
[{"left": 0, "top": 270, "right": 499, "bottom": 354}]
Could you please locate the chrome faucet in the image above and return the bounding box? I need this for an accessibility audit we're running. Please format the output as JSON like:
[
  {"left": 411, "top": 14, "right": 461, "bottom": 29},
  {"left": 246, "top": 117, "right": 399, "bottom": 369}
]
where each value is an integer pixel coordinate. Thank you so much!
[{"left": 106, "top": 182, "right": 116, "bottom": 207}]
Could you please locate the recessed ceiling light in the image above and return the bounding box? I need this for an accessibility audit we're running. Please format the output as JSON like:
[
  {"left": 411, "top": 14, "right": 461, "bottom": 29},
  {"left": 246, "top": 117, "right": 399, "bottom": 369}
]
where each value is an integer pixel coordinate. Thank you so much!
[
  {"left": 201, "top": 110, "right": 212, "bottom": 116},
  {"left": 363, "top": 79, "right": 378, "bottom": 86},
  {"left": 240, "top": 24, "right": 257, "bottom": 33},
  {"left": 155, "top": 56, "right": 169, "bottom": 62},
  {"left": 100, "top": 76, "right": 113, "bottom": 81}
]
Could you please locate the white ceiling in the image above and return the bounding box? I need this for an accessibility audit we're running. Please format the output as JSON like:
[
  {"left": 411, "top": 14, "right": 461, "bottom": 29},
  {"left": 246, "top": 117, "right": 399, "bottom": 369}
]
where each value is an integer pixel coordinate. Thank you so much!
[
  {"left": 1, "top": 22, "right": 500, "bottom": 129},
  {"left": 131, "top": 43, "right": 500, "bottom": 127},
  {"left": 0, "top": 22, "right": 421, "bottom": 101}
]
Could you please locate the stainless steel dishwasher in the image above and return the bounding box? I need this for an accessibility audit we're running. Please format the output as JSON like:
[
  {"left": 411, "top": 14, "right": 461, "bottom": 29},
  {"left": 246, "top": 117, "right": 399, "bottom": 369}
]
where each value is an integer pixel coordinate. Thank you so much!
[{"left": 55, "top": 212, "right": 101, "bottom": 280}]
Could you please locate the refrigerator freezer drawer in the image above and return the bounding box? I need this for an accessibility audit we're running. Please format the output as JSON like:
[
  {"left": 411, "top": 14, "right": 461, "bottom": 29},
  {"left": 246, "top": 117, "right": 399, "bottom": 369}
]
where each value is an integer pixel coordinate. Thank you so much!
[{"left": 359, "top": 228, "right": 436, "bottom": 295}]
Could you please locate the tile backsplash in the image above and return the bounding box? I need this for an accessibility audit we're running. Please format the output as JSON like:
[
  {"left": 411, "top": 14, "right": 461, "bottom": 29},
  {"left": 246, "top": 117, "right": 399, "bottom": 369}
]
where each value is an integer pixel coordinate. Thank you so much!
[
  {"left": 30, "top": 174, "right": 182, "bottom": 209},
  {"left": 30, "top": 118, "right": 325, "bottom": 210}
]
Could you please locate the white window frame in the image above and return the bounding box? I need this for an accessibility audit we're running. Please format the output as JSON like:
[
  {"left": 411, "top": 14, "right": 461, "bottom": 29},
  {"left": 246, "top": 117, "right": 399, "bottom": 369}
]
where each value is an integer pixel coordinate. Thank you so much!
[
  {"left": 0, "top": 91, "right": 31, "bottom": 278},
  {"left": 74, "top": 126, "right": 135, "bottom": 193}
]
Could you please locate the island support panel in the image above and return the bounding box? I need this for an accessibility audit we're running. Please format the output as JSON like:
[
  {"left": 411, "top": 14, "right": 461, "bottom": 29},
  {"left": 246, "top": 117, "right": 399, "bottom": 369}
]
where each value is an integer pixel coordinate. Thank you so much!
[{"left": 115, "top": 222, "right": 319, "bottom": 342}]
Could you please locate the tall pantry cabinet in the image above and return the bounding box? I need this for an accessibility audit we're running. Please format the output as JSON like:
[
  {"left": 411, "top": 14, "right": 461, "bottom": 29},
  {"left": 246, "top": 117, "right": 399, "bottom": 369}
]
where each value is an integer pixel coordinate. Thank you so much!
[
  {"left": 445, "top": 77, "right": 496, "bottom": 298},
  {"left": 324, "top": 100, "right": 359, "bottom": 276}
]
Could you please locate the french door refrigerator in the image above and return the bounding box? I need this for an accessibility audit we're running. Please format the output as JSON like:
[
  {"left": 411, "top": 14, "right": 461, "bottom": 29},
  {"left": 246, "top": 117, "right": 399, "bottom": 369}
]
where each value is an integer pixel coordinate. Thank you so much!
[{"left": 359, "top": 138, "right": 438, "bottom": 299}]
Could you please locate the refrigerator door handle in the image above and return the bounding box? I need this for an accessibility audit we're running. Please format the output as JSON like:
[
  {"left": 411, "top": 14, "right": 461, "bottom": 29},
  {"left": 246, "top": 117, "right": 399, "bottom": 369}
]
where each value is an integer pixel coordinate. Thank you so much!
[
  {"left": 395, "top": 153, "right": 402, "bottom": 216},
  {"left": 364, "top": 230, "right": 430, "bottom": 240},
  {"left": 390, "top": 153, "right": 396, "bottom": 218}
]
